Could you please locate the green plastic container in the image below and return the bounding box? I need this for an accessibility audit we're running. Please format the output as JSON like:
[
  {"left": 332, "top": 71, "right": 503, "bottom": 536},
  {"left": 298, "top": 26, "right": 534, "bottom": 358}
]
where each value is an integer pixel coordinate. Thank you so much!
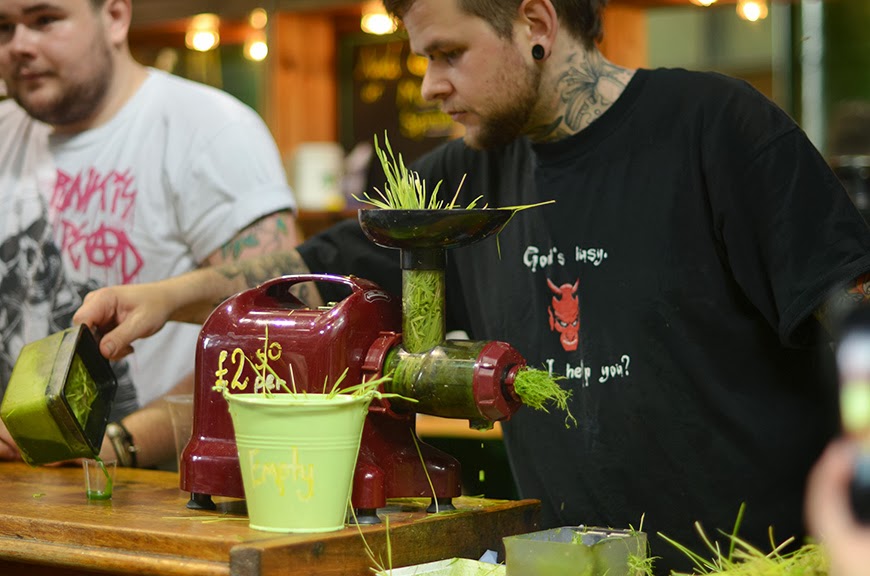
[
  {"left": 0, "top": 325, "right": 117, "bottom": 465},
  {"left": 225, "top": 392, "right": 372, "bottom": 533},
  {"left": 503, "top": 527, "right": 647, "bottom": 576}
]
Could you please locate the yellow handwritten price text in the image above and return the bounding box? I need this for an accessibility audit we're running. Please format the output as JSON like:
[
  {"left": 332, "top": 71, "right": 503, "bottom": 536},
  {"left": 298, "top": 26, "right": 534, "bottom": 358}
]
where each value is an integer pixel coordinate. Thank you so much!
[
  {"left": 247, "top": 448, "right": 315, "bottom": 501},
  {"left": 214, "top": 327, "right": 286, "bottom": 392}
]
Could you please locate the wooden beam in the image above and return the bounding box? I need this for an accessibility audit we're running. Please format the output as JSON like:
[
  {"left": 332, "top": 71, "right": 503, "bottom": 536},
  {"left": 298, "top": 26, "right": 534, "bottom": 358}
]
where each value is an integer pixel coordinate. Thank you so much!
[{"left": 267, "top": 13, "right": 339, "bottom": 159}]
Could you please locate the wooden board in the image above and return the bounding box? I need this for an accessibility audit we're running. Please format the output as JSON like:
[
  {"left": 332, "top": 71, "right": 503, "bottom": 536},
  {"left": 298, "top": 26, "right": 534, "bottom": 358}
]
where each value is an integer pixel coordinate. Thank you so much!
[{"left": 0, "top": 463, "right": 538, "bottom": 576}]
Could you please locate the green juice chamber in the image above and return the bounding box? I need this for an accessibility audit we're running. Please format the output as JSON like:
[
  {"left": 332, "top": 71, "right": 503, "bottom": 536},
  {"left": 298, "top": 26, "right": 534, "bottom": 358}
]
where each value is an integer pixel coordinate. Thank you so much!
[{"left": 0, "top": 325, "right": 118, "bottom": 465}]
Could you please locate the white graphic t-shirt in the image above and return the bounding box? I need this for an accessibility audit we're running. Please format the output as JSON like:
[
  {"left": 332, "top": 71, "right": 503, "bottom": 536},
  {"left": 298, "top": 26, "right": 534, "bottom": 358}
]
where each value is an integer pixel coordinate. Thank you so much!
[{"left": 0, "top": 69, "right": 296, "bottom": 409}]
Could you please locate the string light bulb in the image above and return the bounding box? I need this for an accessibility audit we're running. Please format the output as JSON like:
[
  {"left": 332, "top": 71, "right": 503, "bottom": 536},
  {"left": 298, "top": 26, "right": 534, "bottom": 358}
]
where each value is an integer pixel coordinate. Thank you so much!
[
  {"left": 244, "top": 8, "right": 269, "bottom": 62},
  {"left": 249, "top": 7, "right": 268, "bottom": 30},
  {"left": 689, "top": 0, "right": 717, "bottom": 6},
  {"left": 244, "top": 30, "right": 269, "bottom": 62},
  {"left": 361, "top": 1, "right": 397, "bottom": 35},
  {"left": 737, "top": 0, "right": 769, "bottom": 22},
  {"left": 185, "top": 13, "right": 220, "bottom": 52}
]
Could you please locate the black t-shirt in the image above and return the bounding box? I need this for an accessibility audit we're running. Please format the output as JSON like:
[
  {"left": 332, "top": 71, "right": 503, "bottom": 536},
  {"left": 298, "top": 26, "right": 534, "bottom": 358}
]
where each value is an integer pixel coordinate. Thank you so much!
[{"left": 299, "top": 68, "right": 870, "bottom": 573}]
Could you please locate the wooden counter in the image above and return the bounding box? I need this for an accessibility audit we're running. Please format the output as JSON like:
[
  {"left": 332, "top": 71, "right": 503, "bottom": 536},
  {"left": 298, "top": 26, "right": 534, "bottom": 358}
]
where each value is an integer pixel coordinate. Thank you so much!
[{"left": 0, "top": 462, "right": 538, "bottom": 576}]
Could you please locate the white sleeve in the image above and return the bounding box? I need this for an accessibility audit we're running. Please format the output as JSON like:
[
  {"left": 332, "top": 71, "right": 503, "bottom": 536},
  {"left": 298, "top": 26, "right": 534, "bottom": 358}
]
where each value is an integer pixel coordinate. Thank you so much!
[{"left": 175, "top": 107, "right": 297, "bottom": 263}]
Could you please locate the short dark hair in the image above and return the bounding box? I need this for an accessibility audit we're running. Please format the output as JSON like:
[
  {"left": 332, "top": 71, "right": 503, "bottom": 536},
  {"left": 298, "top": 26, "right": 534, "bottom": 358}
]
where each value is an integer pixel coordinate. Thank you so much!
[{"left": 382, "top": 0, "right": 609, "bottom": 50}]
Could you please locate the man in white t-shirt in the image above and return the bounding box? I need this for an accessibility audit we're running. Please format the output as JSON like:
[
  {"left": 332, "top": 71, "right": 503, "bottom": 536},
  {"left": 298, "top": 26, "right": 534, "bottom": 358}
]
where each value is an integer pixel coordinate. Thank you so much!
[{"left": 0, "top": 0, "right": 302, "bottom": 467}]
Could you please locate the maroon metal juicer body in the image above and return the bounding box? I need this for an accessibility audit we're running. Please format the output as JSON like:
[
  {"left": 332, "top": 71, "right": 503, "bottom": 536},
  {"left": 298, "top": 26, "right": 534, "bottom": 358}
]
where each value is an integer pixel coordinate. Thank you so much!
[
  {"left": 183, "top": 210, "right": 526, "bottom": 519},
  {"left": 182, "top": 273, "right": 524, "bottom": 518}
]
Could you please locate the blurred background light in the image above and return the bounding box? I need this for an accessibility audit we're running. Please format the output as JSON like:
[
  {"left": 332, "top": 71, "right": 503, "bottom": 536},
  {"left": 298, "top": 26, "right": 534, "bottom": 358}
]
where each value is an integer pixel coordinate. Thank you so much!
[
  {"left": 361, "top": 1, "right": 397, "bottom": 35},
  {"left": 185, "top": 13, "right": 220, "bottom": 52},
  {"left": 737, "top": 0, "right": 769, "bottom": 22}
]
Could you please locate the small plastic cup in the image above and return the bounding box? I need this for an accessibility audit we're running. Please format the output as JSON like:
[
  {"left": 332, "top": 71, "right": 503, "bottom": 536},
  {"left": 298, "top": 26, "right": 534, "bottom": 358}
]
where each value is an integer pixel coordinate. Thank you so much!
[
  {"left": 83, "top": 458, "right": 116, "bottom": 500},
  {"left": 165, "top": 394, "right": 194, "bottom": 471}
]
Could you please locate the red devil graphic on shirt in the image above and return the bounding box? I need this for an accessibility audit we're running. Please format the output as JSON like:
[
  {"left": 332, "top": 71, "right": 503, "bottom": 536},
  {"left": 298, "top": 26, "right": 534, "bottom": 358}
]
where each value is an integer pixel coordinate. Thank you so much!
[{"left": 548, "top": 278, "right": 580, "bottom": 352}]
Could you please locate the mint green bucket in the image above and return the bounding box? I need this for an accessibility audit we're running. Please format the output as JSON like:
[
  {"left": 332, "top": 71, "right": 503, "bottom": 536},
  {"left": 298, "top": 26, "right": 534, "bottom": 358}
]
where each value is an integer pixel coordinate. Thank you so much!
[{"left": 225, "top": 393, "right": 371, "bottom": 533}]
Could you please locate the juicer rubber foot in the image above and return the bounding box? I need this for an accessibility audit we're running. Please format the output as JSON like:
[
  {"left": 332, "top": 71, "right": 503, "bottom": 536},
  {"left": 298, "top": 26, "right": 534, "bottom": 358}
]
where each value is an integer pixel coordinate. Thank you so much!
[
  {"left": 186, "top": 492, "right": 216, "bottom": 510},
  {"left": 350, "top": 508, "right": 381, "bottom": 524},
  {"left": 427, "top": 497, "right": 455, "bottom": 513}
]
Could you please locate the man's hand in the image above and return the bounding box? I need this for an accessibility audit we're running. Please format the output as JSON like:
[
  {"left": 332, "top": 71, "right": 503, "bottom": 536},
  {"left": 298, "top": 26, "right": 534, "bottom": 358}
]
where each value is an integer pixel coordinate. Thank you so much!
[
  {"left": 805, "top": 438, "right": 870, "bottom": 576},
  {"left": 73, "top": 282, "right": 174, "bottom": 362},
  {"left": 72, "top": 212, "right": 315, "bottom": 363},
  {"left": 0, "top": 418, "right": 22, "bottom": 461}
]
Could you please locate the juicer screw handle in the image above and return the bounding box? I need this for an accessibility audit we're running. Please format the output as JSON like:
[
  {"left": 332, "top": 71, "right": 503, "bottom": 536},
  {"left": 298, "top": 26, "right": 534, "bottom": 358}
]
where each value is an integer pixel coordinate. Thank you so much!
[{"left": 474, "top": 341, "right": 525, "bottom": 420}]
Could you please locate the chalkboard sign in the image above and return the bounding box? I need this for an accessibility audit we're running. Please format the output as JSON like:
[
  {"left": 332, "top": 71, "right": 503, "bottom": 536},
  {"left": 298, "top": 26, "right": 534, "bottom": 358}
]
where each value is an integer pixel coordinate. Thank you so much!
[{"left": 339, "top": 33, "right": 457, "bottom": 166}]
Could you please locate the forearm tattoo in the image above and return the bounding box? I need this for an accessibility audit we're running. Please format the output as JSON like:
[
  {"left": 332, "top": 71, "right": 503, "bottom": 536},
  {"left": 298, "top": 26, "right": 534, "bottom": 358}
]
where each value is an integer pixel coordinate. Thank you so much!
[
  {"left": 214, "top": 250, "right": 313, "bottom": 306},
  {"left": 220, "top": 215, "right": 293, "bottom": 261},
  {"left": 815, "top": 272, "right": 870, "bottom": 335}
]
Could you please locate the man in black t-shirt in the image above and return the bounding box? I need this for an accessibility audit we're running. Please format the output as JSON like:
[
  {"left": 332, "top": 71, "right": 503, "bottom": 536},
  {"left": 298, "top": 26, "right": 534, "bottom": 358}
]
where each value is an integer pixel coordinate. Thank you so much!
[{"left": 73, "top": 0, "right": 870, "bottom": 573}]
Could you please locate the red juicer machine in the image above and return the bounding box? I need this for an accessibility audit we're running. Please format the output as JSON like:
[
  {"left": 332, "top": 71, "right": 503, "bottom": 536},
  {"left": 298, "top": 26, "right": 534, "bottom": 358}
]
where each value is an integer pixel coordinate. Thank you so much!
[{"left": 181, "top": 210, "right": 527, "bottom": 521}]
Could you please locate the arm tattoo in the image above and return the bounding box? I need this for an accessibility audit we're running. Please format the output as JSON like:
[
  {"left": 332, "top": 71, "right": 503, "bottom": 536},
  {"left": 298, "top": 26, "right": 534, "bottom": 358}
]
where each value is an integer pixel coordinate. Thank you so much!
[
  {"left": 216, "top": 250, "right": 310, "bottom": 292},
  {"left": 220, "top": 215, "right": 292, "bottom": 261},
  {"left": 202, "top": 213, "right": 320, "bottom": 309},
  {"left": 815, "top": 272, "right": 870, "bottom": 335},
  {"left": 211, "top": 250, "right": 321, "bottom": 309}
]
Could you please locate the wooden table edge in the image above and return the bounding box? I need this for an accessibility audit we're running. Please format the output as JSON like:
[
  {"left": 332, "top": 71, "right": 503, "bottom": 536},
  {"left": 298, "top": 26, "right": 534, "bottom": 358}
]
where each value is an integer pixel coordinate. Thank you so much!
[{"left": 0, "top": 536, "right": 230, "bottom": 576}]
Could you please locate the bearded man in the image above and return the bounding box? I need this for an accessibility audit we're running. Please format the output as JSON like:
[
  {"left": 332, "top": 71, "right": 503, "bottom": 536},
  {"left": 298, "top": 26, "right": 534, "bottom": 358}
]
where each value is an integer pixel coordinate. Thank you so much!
[{"left": 0, "top": 0, "right": 300, "bottom": 469}]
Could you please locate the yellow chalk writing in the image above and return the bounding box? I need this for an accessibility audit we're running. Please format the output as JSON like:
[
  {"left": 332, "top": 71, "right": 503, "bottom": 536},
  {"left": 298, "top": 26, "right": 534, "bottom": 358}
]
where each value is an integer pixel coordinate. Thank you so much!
[
  {"left": 215, "top": 350, "right": 229, "bottom": 389},
  {"left": 248, "top": 448, "right": 315, "bottom": 500},
  {"left": 230, "top": 348, "right": 249, "bottom": 390},
  {"left": 214, "top": 326, "right": 287, "bottom": 392}
]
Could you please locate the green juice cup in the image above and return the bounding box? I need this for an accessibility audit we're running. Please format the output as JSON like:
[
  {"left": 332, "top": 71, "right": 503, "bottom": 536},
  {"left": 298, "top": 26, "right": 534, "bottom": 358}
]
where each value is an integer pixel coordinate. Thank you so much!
[{"left": 83, "top": 457, "right": 116, "bottom": 500}]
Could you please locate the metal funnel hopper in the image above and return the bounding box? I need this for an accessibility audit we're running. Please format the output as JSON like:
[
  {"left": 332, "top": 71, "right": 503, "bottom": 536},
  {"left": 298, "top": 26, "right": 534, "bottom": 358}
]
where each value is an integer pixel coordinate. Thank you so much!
[{"left": 358, "top": 209, "right": 512, "bottom": 352}]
